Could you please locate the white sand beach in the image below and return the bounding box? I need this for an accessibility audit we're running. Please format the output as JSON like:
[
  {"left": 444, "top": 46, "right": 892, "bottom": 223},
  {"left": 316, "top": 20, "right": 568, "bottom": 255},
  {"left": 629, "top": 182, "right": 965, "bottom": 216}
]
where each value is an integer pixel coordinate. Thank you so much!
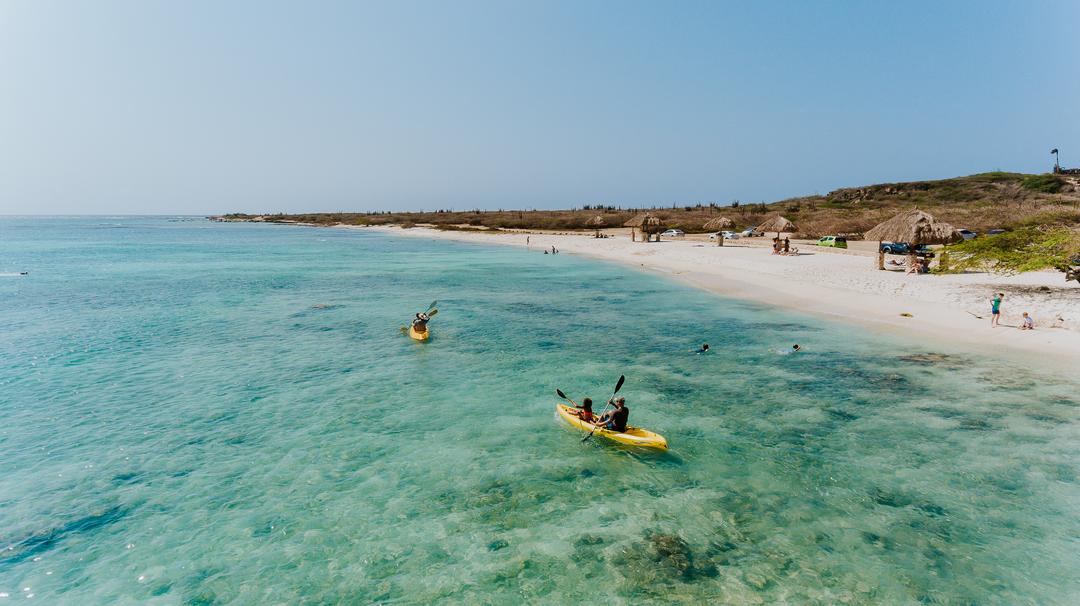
[{"left": 369, "top": 225, "right": 1080, "bottom": 366}]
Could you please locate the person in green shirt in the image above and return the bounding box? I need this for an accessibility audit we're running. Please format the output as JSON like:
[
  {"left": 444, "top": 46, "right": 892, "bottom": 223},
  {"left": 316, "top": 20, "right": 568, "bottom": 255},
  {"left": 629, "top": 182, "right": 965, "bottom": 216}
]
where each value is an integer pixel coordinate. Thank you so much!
[{"left": 991, "top": 293, "right": 1003, "bottom": 327}]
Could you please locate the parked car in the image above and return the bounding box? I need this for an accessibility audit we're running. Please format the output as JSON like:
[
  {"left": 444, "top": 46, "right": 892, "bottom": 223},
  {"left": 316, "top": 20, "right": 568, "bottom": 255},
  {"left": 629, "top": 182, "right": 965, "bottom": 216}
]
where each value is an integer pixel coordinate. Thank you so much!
[
  {"left": 958, "top": 229, "right": 978, "bottom": 240},
  {"left": 660, "top": 229, "right": 685, "bottom": 238},
  {"left": 986, "top": 229, "right": 1006, "bottom": 235},
  {"left": 741, "top": 228, "right": 763, "bottom": 237},
  {"left": 879, "top": 242, "right": 935, "bottom": 257},
  {"left": 816, "top": 235, "right": 848, "bottom": 249},
  {"left": 709, "top": 231, "right": 740, "bottom": 240}
]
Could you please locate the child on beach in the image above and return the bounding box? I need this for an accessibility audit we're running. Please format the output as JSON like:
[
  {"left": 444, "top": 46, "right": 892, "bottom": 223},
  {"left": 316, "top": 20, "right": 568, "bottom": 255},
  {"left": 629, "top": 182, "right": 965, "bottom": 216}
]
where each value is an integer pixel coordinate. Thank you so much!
[{"left": 1019, "top": 312, "right": 1034, "bottom": 330}]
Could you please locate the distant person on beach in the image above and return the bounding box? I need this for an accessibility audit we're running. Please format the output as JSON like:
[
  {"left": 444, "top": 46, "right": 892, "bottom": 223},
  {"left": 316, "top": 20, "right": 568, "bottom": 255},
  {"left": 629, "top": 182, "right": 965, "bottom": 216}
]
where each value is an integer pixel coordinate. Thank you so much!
[
  {"left": 571, "top": 397, "right": 595, "bottom": 423},
  {"left": 991, "top": 293, "right": 1003, "bottom": 327},
  {"left": 526, "top": 236, "right": 530, "bottom": 246},
  {"left": 1020, "top": 312, "right": 1034, "bottom": 330},
  {"left": 691, "top": 343, "right": 710, "bottom": 353},
  {"left": 595, "top": 397, "right": 629, "bottom": 432},
  {"left": 783, "top": 238, "right": 790, "bottom": 254},
  {"left": 772, "top": 238, "right": 781, "bottom": 254}
]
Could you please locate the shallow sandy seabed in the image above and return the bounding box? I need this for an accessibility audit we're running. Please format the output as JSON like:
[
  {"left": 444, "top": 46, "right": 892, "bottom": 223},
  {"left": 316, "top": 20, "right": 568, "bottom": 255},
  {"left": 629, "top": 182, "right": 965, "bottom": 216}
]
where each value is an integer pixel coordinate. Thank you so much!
[{"left": 369, "top": 225, "right": 1080, "bottom": 370}]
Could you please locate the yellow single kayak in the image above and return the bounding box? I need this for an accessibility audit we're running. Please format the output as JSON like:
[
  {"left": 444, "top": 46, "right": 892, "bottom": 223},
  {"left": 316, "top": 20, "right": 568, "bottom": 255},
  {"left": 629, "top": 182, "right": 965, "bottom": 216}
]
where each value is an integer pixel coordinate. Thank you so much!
[
  {"left": 408, "top": 325, "right": 429, "bottom": 341},
  {"left": 555, "top": 404, "right": 668, "bottom": 450}
]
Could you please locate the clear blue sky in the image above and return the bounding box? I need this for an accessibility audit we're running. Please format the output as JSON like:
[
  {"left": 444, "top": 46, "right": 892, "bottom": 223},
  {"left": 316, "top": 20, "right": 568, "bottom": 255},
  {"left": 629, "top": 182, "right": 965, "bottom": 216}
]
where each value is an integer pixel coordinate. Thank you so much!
[{"left": 2, "top": 1, "right": 1078, "bottom": 215}]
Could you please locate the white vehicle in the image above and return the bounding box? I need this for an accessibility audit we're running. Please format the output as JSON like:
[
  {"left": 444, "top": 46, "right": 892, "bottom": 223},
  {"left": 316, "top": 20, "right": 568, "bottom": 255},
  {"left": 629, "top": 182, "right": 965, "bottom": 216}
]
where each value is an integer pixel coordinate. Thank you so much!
[
  {"left": 708, "top": 231, "right": 740, "bottom": 240},
  {"left": 741, "top": 227, "right": 763, "bottom": 237},
  {"left": 660, "top": 229, "right": 685, "bottom": 238}
]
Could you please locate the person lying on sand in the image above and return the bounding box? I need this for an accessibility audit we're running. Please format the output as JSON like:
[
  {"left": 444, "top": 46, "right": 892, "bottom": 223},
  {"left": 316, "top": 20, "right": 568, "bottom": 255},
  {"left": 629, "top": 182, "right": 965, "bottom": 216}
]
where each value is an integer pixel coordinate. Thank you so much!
[
  {"left": 570, "top": 398, "right": 596, "bottom": 423},
  {"left": 595, "top": 397, "right": 629, "bottom": 432}
]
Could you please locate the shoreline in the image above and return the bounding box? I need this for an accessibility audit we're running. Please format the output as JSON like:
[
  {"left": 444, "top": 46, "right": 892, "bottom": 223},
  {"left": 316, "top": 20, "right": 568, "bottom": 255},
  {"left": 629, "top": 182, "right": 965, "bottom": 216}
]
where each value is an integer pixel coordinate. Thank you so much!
[{"left": 357, "top": 225, "right": 1080, "bottom": 368}]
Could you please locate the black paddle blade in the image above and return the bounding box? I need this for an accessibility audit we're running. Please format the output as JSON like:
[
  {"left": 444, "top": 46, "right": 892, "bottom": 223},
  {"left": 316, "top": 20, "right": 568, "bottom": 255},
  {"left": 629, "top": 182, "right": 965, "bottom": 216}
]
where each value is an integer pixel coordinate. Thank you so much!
[
  {"left": 613, "top": 375, "right": 625, "bottom": 395},
  {"left": 556, "top": 389, "right": 567, "bottom": 399},
  {"left": 427, "top": 309, "right": 438, "bottom": 318},
  {"left": 427, "top": 300, "right": 438, "bottom": 312}
]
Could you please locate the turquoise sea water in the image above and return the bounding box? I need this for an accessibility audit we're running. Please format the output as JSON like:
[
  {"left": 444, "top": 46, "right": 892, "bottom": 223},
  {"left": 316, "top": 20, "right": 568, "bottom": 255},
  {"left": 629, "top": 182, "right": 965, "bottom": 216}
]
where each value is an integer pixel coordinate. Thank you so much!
[{"left": 2, "top": 217, "right": 1079, "bottom": 605}]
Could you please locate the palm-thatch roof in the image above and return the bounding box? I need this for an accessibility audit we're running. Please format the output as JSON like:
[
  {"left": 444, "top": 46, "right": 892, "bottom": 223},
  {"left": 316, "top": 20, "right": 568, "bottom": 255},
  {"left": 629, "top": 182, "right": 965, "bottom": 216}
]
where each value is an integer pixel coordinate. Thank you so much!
[
  {"left": 585, "top": 215, "right": 607, "bottom": 227},
  {"left": 624, "top": 212, "right": 665, "bottom": 229},
  {"left": 757, "top": 215, "right": 796, "bottom": 234},
  {"left": 864, "top": 209, "right": 962, "bottom": 245},
  {"left": 624, "top": 212, "right": 649, "bottom": 228},
  {"left": 702, "top": 216, "right": 735, "bottom": 230}
]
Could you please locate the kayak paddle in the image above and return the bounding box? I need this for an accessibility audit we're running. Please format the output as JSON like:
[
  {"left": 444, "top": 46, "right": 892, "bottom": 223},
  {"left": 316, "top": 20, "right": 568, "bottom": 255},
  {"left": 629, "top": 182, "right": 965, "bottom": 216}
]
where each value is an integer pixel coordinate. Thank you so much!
[
  {"left": 582, "top": 375, "right": 625, "bottom": 443},
  {"left": 556, "top": 388, "right": 578, "bottom": 408}
]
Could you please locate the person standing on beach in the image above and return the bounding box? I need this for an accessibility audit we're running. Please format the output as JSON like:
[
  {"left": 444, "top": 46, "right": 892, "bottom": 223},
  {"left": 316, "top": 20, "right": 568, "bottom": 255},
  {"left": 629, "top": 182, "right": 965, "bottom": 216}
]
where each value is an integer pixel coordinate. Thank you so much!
[{"left": 991, "top": 293, "right": 1003, "bottom": 327}]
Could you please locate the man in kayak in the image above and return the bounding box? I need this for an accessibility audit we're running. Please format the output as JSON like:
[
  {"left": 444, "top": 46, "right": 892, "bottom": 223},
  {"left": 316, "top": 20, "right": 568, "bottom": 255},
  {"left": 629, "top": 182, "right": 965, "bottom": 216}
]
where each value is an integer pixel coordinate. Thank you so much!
[
  {"left": 595, "top": 397, "right": 629, "bottom": 432},
  {"left": 412, "top": 312, "right": 430, "bottom": 332},
  {"left": 571, "top": 398, "right": 595, "bottom": 423}
]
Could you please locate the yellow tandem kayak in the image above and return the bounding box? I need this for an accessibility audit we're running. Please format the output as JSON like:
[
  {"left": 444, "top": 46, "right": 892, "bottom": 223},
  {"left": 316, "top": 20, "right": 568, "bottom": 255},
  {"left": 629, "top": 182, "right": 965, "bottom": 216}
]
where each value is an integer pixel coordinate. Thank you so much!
[
  {"left": 408, "top": 325, "right": 429, "bottom": 341},
  {"left": 555, "top": 404, "right": 668, "bottom": 450}
]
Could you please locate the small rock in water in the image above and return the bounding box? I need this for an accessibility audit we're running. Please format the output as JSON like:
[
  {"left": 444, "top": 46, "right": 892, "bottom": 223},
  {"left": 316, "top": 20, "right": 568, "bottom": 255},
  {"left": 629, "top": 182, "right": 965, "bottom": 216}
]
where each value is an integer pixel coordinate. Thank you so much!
[{"left": 488, "top": 539, "right": 509, "bottom": 551}]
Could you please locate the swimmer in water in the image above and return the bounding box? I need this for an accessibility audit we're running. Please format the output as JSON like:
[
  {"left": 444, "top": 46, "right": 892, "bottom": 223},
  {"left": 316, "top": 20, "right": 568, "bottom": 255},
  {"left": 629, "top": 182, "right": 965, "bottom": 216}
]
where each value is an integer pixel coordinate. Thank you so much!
[
  {"left": 792, "top": 344, "right": 801, "bottom": 352},
  {"left": 691, "top": 343, "right": 710, "bottom": 354}
]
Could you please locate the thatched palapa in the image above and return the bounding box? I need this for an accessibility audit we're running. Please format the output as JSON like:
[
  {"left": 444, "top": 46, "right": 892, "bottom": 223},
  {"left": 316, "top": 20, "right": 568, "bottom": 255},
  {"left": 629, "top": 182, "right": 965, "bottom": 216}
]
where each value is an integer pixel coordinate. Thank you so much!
[
  {"left": 864, "top": 209, "right": 961, "bottom": 245},
  {"left": 624, "top": 212, "right": 666, "bottom": 242},
  {"left": 585, "top": 215, "right": 607, "bottom": 227},
  {"left": 865, "top": 209, "right": 962, "bottom": 270},
  {"left": 757, "top": 215, "right": 796, "bottom": 236},
  {"left": 701, "top": 216, "right": 735, "bottom": 231}
]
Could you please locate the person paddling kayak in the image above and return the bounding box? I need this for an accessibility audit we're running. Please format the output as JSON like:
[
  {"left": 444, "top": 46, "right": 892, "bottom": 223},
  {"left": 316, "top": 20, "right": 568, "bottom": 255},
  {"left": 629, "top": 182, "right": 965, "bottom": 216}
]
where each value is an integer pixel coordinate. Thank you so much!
[
  {"left": 595, "top": 397, "right": 629, "bottom": 432},
  {"left": 570, "top": 397, "right": 595, "bottom": 423},
  {"left": 412, "top": 312, "right": 430, "bottom": 332}
]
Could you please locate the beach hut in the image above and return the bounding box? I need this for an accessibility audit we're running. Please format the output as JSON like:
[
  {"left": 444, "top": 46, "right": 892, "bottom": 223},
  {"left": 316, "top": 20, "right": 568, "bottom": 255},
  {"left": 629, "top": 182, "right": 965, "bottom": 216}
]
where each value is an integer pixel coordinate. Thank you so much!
[
  {"left": 702, "top": 216, "right": 735, "bottom": 246},
  {"left": 624, "top": 212, "right": 666, "bottom": 242},
  {"left": 585, "top": 214, "right": 607, "bottom": 238},
  {"left": 757, "top": 215, "right": 796, "bottom": 239},
  {"left": 864, "top": 209, "right": 962, "bottom": 270}
]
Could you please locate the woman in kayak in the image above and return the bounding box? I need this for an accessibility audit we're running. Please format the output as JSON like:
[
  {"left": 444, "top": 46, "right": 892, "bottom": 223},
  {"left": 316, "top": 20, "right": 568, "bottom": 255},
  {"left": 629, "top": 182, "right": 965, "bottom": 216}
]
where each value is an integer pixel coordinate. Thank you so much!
[
  {"left": 596, "top": 397, "right": 629, "bottom": 432},
  {"left": 571, "top": 398, "right": 595, "bottom": 423}
]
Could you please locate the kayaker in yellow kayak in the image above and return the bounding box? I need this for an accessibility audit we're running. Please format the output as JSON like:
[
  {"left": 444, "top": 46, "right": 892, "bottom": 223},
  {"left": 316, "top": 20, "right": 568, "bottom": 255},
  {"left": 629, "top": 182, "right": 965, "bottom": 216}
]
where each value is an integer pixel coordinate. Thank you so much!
[
  {"left": 569, "top": 398, "right": 596, "bottom": 423},
  {"left": 412, "top": 312, "right": 430, "bottom": 332},
  {"left": 595, "top": 397, "right": 629, "bottom": 432}
]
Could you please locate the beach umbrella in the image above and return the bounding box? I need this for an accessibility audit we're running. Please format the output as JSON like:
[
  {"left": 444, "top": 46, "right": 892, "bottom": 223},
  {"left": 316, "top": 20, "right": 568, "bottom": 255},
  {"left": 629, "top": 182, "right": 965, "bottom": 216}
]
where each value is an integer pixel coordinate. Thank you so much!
[
  {"left": 585, "top": 214, "right": 607, "bottom": 237},
  {"left": 701, "top": 216, "right": 735, "bottom": 231},
  {"left": 756, "top": 215, "right": 796, "bottom": 239},
  {"left": 623, "top": 212, "right": 647, "bottom": 241},
  {"left": 865, "top": 209, "right": 962, "bottom": 270}
]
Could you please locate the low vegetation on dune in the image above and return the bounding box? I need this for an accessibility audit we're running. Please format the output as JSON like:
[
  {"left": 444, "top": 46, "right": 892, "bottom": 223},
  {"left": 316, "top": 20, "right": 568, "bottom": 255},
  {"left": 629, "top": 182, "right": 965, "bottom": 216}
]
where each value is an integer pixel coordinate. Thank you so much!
[
  {"left": 943, "top": 214, "right": 1080, "bottom": 275},
  {"left": 218, "top": 171, "right": 1080, "bottom": 242}
]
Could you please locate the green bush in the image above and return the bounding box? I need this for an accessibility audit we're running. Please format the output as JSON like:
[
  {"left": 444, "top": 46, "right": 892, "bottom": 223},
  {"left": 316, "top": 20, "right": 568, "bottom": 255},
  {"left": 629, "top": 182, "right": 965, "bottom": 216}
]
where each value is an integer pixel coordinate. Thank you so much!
[
  {"left": 944, "top": 227, "right": 1080, "bottom": 274},
  {"left": 1020, "top": 174, "right": 1064, "bottom": 193}
]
